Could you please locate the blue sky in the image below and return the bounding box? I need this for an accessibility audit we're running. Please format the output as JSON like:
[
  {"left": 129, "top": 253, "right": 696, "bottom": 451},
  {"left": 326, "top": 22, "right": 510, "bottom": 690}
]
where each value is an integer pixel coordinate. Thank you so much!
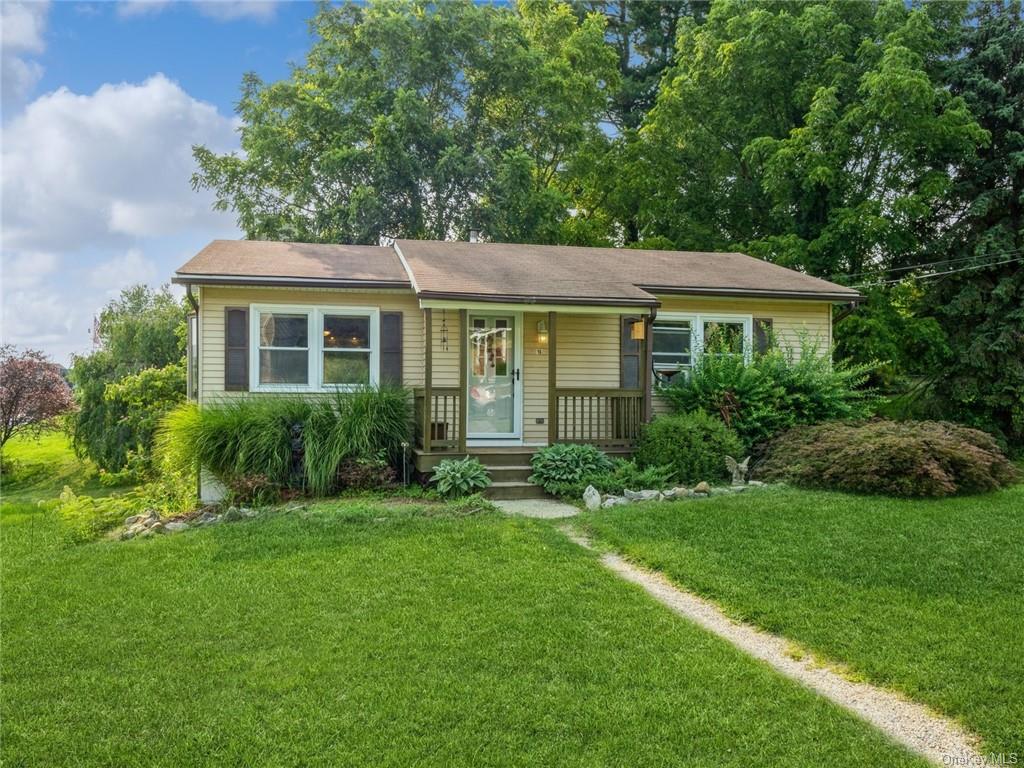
[{"left": 1, "top": 0, "right": 320, "bottom": 363}]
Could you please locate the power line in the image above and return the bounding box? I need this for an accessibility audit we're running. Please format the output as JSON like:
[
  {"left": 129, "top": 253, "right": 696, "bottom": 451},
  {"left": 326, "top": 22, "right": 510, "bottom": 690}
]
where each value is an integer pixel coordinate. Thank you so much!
[
  {"left": 833, "top": 247, "right": 1024, "bottom": 281},
  {"left": 853, "top": 255, "right": 1024, "bottom": 289}
]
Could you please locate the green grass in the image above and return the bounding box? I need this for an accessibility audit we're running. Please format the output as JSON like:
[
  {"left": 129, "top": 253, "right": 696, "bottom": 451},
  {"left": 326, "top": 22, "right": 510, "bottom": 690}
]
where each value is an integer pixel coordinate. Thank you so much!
[
  {"left": 581, "top": 484, "right": 1024, "bottom": 756},
  {"left": 1, "top": 432, "right": 130, "bottom": 503},
  {"left": 0, "top": 497, "right": 929, "bottom": 766}
]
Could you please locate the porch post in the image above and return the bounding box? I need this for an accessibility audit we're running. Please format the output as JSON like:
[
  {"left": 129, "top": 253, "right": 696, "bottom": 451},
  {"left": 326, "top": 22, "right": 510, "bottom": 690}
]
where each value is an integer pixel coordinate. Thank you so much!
[
  {"left": 423, "top": 307, "right": 433, "bottom": 453},
  {"left": 458, "top": 309, "right": 468, "bottom": 455},
  {"left": 547, "top": 311, "right": 557, "bottom": 444},
  {"left": 642, "top": 309, "right": 656, "bottom": 423}
]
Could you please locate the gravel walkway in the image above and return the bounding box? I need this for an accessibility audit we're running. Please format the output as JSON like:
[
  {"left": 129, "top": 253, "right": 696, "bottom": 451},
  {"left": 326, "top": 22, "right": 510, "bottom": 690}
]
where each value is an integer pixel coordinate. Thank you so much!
[{"left": 562, "top": 527, "right": 984, "bottom": 766}]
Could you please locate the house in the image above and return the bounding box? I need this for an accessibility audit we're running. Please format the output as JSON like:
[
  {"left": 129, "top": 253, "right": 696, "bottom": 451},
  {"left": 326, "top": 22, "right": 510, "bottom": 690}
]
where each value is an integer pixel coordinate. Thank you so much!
[{"left": 173, "top": 239, "right": 861, "bottom": 499}]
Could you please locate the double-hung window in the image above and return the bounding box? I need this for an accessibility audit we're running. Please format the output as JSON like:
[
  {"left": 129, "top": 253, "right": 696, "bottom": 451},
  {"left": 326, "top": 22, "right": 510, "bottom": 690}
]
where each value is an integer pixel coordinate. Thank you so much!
[
  {"left": 652, "top": 313, "right": 752, "bottom": 385},
  {"left": 250, "top": 304, "right": 379, "bottom": 392},
  {"left": 652, "top": 320, "right": 693, "bottom": 384}
]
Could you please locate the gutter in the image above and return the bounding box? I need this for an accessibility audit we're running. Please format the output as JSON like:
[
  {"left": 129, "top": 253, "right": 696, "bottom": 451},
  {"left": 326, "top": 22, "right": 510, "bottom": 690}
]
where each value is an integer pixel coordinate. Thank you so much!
[
  {"left": 415, "top": 289, "right": 659, "bottom": 308},
  {"left": 638, "top": 285, "right": 864, "bottom": 303}
]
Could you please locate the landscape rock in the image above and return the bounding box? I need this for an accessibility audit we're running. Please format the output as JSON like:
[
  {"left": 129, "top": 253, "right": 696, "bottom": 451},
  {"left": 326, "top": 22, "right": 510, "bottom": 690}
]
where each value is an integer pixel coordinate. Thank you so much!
[
  {"left": 693, "top": 481, "right": 711, "bottom": 494},
  {"left": 663, "top": 486, "right": 689, "bottom": 499},
  {"left": 164, "top": 521, "right": 189, "bottom": 533},
  {"left": 601, "top": 496, "right": 628, "bottom": 508},
  {"left": 624, "top": 489, "right": 661, "bottom": 501},
  {"left": 120, "top": 528, "right": 136, "bottom": 540},
  {"left": 583, "top": 485, "right": 601, "bottom": 511},
  {"left": 124, "top": 514, "right": 142, "bottom": 526},
  {"left": 240, "top": 507, "right": 258, "bottom": 518},
  {"left": 222, "top": 507, "right": 242, "bottom": 522},
  {"left": 747, "top": 480, "right": 766, "bottom": 487}
]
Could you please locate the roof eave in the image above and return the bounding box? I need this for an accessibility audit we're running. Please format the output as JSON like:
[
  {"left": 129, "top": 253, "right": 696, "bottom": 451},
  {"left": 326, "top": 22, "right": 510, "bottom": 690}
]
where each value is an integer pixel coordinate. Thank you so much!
[{"left": 172, "top": 273, "right": 412, "bottom": 290}]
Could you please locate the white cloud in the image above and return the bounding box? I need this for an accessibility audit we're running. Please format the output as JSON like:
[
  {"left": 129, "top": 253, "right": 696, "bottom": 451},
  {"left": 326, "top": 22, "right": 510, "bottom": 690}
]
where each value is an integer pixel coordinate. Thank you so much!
[
  {"left": 118, "top": 0, "right": 278, "bottom": 21},
  {"left": 1, "top": 1, "right": 48, "bottom": 52},
  {"left": 1, "top": 74, "right": 240, "bottom": 362},
  {"left": 0, "top": 1, "right": 50, "bottom": 113},
  {"left": 89, "top": 248, "right": 158, "bottom": 293},
  {"left": 1, "top": 73, "right": 238, "bottom": 252}
]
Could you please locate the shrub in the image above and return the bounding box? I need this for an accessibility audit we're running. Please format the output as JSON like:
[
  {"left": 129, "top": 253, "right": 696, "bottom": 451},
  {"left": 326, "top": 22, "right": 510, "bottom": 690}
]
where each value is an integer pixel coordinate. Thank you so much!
[
  {"left": 528, "top": 443, "right": 614, "bottom": 494},
  {"left": 635, "top": 411, "right": 743, "bottom": 485},
  {"left": 757, "top": 419, "right": 1020, "bottom": 497},
  {"left": 337, "top": 454, "right": 398, "bottom": 491},
  {"left": 663, "top": 338, "right": 877, "bottom": 450},
  {"left": 156, "top": 387, "right": 411, "bottom": 497},
  {"left": 543, "top": 458, "right": 676, "bottom": 499},
  {"left": 430, "top": 457, "right": 491, "bottom": 497},
  {"left": 225, "top": 474, "right": 281, "bottom": 506}
]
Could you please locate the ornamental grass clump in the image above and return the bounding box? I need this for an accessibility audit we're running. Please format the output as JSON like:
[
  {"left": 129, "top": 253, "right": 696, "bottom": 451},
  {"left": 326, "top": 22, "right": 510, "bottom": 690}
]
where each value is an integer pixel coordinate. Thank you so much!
[
  {"left": 156, "top": 387, "right": 411, "bottom": 497},
  {"left": 756, "top": 419, "right": 1019, "bottom": 497}
]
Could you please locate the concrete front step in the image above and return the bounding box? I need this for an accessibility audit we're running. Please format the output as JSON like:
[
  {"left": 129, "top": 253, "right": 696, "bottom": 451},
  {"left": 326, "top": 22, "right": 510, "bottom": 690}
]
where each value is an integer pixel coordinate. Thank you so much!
[
  {"left": 486, "top": 481, "right": 549, "bottom": 501},
  {"left": 486, "top": 465, "right": 533, "bottom": 483}
]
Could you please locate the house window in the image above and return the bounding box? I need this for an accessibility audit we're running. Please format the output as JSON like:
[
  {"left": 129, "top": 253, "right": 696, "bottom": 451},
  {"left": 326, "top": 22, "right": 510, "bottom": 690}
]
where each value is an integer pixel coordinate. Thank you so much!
[
  {"left": 322, "top": 314, "right": 371, "bottom": 386},
  {"left": 703, "top": 320, "right": 746, "bottom": 357},
  {"left": 258, "top": 312, "right": 309, "bottom": 385},
  {"left": 652, "top": 313, "right": 752, "bottom": 384},
  {"left": 251, "top": 304, "right": 379, "bottom": 391},
  {"left": 652, "top": 320, "right": 692, "bottom": 384}
]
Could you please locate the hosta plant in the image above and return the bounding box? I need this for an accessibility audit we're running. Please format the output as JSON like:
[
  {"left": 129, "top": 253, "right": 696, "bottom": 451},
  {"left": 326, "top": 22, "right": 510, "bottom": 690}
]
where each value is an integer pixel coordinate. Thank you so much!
[
  {"left": 430, "top": 457, "right": 491, "bottom": 497},
  {"left": 528, "top": 443, "right": 614, "bottom": 494}
]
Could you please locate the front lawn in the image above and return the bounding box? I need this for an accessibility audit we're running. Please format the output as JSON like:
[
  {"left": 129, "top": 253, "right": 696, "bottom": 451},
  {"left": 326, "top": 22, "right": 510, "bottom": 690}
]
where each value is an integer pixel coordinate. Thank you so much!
[
  {"left": 0, "top": 496, "right": 927, "bottom": 766},
  {"left": 582, "top": 484, "right": 1024, "bottom": 756}
]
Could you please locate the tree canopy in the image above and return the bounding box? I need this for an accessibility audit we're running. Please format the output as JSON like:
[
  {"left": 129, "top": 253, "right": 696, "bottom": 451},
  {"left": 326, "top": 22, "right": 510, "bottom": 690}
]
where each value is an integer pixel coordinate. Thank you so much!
[{"left": 193, "top": 0, "right": 1024, "bottom": 450}]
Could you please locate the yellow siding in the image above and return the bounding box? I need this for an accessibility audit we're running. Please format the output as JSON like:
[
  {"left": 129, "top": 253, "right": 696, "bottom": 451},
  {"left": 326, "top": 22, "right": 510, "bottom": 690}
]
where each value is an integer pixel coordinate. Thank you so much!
[
  {"left": 198, "top": 285, "right": 423, "bottom": 404},
  {"left": 197, "top": 285, "right": 833, "bottom": 442},
  {"left": 654, "top": 295, "right": 831, "bottom": 352}
]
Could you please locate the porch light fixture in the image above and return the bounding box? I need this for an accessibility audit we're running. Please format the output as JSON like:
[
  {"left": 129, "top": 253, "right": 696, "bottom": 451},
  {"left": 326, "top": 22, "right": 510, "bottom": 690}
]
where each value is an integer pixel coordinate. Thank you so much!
[
  {"left": 536, "top": 319, "right": 548, "bottom": 345},
  {"left": 630, "top": 318, "right": 645, "bottom": 341}
]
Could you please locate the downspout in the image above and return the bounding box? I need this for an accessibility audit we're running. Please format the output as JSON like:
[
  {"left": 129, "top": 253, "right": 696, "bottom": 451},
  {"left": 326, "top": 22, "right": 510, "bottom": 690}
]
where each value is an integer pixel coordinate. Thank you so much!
[
  {"left": 833, "top": 301, "right": 858, "bottom": 325},
  {"left": 643, "top": 307, "right": 657, "bottom": 424},
  {"left": 185, "top": 283, "right": 201, "bottom": 502}
]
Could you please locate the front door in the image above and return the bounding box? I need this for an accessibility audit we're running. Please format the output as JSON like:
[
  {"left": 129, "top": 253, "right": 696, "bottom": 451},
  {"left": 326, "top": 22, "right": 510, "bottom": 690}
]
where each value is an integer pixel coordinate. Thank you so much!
[{"left": 467, "top": 314, "right": 521, "bottom": 439}]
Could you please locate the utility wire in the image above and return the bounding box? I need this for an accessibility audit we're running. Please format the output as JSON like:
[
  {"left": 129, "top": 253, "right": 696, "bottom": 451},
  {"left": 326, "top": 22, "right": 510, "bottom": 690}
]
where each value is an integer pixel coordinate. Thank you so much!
[
  {"left": 833, "top": 247, "right": 1024, "bottom": 281},
  {"left": 853, "top": 255, "right": 1024, "bottom": 289}
]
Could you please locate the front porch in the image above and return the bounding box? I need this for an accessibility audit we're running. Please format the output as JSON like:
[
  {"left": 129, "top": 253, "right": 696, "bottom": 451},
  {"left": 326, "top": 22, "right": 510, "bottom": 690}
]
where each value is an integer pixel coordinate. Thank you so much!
[{"left": 411, "top": 308, "right": 653, "bottom": 483}]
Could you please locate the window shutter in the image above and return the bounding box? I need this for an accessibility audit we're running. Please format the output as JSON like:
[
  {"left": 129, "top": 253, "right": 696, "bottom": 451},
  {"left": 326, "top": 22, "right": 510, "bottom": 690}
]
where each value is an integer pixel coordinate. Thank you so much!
[
  {"left": 754, "top": 318, "right": 773, "bottom": 355},
  {"left": 380, "top": 311, "right": 403, "bottom": 386},
  {"left": 224, "top": 307, "right": 248, "bottom": 391},
  {"left": 620, "top": 315, "right": 641, "bottom": 389}
]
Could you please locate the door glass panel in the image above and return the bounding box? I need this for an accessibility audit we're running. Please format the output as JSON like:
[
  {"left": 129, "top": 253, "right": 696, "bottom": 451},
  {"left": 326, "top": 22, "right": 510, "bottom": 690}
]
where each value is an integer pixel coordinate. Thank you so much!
[{"left": 468, "top": 316, "right": 516, "bottom": 436}]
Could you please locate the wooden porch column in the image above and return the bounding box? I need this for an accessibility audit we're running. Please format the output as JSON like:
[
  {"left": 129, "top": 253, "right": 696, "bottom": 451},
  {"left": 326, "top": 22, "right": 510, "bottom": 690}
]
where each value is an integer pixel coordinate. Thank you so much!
[
  {"left": 458, "top": 308, "right": 468, "bottom": 454},
  {"left": 547, "top": 311, "right": 557, "bottom": 444},
  {"left": 423, "top": 307, "right": 432, "bottom": 453},
  {"left": 642, "top": 310, "right": 656, "bottom": 423}
]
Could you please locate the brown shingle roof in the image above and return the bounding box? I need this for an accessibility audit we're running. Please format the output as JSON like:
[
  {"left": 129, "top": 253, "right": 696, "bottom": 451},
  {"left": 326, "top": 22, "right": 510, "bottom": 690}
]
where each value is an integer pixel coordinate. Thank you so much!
[
  {"left": 175, "top": 239, "right": 410, "bottom": 286},
  {"left": 175, "top": 238, "right": 861, "bottom": 303},
  {"left": 395, "top": 240, "right": 861, "bottom": 304}
]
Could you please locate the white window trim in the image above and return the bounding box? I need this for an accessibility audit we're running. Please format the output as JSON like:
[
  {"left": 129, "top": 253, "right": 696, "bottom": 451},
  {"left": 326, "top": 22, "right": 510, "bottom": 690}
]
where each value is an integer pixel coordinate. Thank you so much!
[
  {"left": 249, "top": 303, "right": 380, "bottom": 393},
  {"left": 653, "top": 312, "right": 753, "bottom": 383}
]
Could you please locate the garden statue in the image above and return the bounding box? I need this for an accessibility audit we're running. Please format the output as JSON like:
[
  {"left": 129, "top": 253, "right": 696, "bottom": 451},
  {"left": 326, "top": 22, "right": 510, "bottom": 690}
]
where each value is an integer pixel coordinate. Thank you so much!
[{"left": 725, "top": 455, "right": 750, "bottom": 486}]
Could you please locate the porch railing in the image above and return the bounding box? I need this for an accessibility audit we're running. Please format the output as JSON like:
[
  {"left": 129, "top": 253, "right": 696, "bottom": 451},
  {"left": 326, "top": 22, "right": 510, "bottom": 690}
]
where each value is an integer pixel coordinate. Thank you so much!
[
  {"left": 554, "top": 388, "right": 643, "bottom": 447},
  {"left": 413, "top": 387, "right": 463, "bottom": 452}
]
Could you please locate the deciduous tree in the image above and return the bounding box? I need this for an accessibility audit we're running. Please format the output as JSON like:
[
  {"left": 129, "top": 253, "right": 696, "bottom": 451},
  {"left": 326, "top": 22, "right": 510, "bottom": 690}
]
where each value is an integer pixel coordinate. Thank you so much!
[{"left": 0, "top": 346, "right": 75, "bottom": 456}]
